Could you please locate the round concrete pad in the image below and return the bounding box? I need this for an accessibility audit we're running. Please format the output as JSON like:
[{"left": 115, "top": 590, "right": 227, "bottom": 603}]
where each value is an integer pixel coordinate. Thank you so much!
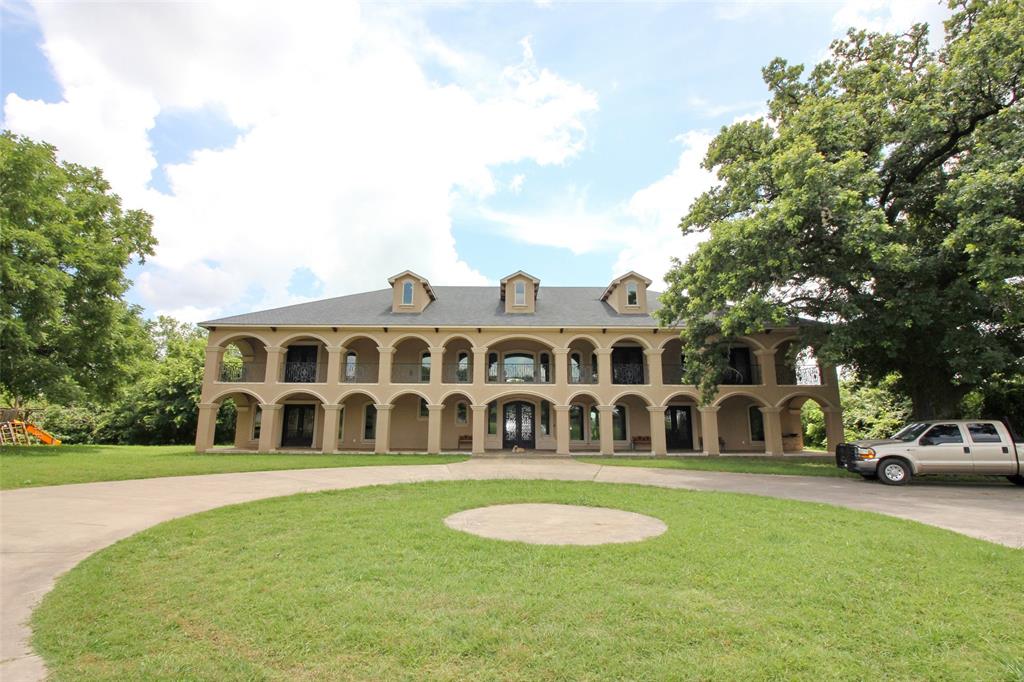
[{"left": 444, "top": 503, "right": 667, "bottom": 545}]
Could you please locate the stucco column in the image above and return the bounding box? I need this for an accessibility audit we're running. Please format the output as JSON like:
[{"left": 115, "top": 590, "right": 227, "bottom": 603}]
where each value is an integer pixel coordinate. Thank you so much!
[
  {"left": 823, "top": 406, "right": 845, "bottom": 454},
  {"left": 428, "top": 346, "right": 445, "bottom": 388},
  {"left": 595, "top": 348, "right": 613, "bottom": 387},
  {"left": 321, "top": 404, "right": 342, "bottom": 453},
  {"left": 427, "top": 403, "right": 444, "bottom": 453},
  {"left": 233, "top": 405, "right": 252, "bottom": 448},
  {"left": 643, "top": 348, "right": 662, "bottom": 386},
  {"left": 377, "top": 346, "right": 395, "bottom": 385},
  {"left": 195, "top": 402, "right": 218, "bottom": 453},
  {"left": 373, "top": 404, "right": 392, "bottom": 453},
  {"left": 470, "top": 404, "right": 487, "bottom": 455},
  {"left": 264, "top": 346, "right": 285, "bottom": 384},
  {"left": 597, "top": 404, "right": 615, "bottom": 455},
  {"left": 647, "top": 406, "right": 667, "bottom": 456},
  {"left": 258, "top": 403, "right": 281, "bottom": 452},
  {"left": 554, "top": 404, "right": 571, "bottom": 455},
  {"left": 821, "top": 363, "right": 838, "bottom": 387},
  {"left": 472, "top": 346, "right": 488, "bottom": 386},
  {"left": 761, "top": 406, "right": 785, "bottom": 456},
  {"left": 553, "top": 348, "right": 569, "bottom": 386},
  {"left": 699, "top": 406, "right": 720, "bottom": 455},
  {"left": 326, "top": 345, "right": 345, "bottom": 385},
  {"left": 754, "top": 349, "right": 777, "bottom": 386},
  {"left": 202, "top": 345, "right": 225, "bottom": 387}
]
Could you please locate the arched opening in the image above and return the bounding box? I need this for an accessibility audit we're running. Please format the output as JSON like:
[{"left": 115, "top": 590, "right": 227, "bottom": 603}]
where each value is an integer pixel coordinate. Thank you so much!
[
  {"left": 567, "top": 392, "right": 601, "bottom": 453},
  {"left": 486, "top": 337, "right": 554, "bottom": 385},
  {"left": 388, "top": 392, "right": 430, "bottom": 451},
  {"left": 440, "top": 392, "right": 474, "bottom": 451},
  {"left": 392, "top": 336, "right": 430, "bottom": 384},
  {"left": 280, "top": 335, "right": 328, "bottom": 384},
  {"left": 484, "top": 392, "right": 556, "bottom": 452},
  {"left": 610, "top": 337, "right": 648, "bottom": 385},
  {"left": 340, "top": 336, "right": 380, "bottom": 384},
  {"left": 216, "top": 336, "right": 268, "bottom": 383},
  {"left": 567, "top": 336, "right": 598, "bottom": 385},
  {"left": 778, "top": 394, "right": 834, "bottom": 453},
  {"left": 613, "top": 393, "right": 650, "bottom": 452},
  {"left": 274, "top": 391, "right": 327, "bottom": 450},
  {"left": 660, "top": 337, "right": 687, "bottom": 385},
  {"left": 441, "top": 336, "right": 474, "bottom": 384},
  {"left": 207, "top": 390, "right": 261, "bottom": 451},
  {"left": 336, "top": 391, "right": 378, "bottom": 452},
  {"left": 774, "top": 340, "right": 823, "bottom": 386},
  {"left": 716, "top": 394, "right": 768, "bottom": 453},
  {"left": 721, "top": 341, "right": 761, "bottom": 386},
  {"left": 663, "top": 393, "right": 700, "bottom": 453}
]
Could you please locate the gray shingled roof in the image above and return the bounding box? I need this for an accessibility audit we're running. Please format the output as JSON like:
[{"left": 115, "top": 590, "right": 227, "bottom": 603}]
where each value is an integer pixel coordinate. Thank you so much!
[{"left": 201, "top": 287, "right": 665, "bottom": 328}]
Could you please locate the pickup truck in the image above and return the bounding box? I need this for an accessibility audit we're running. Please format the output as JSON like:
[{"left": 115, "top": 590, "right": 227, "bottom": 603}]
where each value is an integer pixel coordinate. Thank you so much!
[{"left": 836, "top": 419, "right": 1024, "bottom": 486}]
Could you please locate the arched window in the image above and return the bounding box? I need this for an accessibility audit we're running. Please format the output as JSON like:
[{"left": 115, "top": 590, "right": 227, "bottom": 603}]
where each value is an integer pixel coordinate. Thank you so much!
[
  {"left": 514, "top": 280, "right": 526, "bottom": 306},
  {"left": 487, "top": 401, "right": 497, "bottom": 434},
  {"left": 612, "top": 405, "right": 627, "bottom": 440},
  {"left": 364, "top": 404, "right": 377, "bottom": 440},
  {"left": 455, "top": 401, "right": 468, "bottom": 425},
  {"left": 420, "top": 351, "right": 431, "bottom": 382},
  {"left": 540, "top": 401, "right": 550, "bottom": 435},
  {"left": 402, "top": 281, "right": 414, "bottom": 305},
  {"left": 626, "top": 281, "right": 638, "bottom": 306},
  {"left": 539, "top": 352, "right": 550, "bottom": 383},
  {"left": 749, "top": 405, "right": 765, "bottom": 442},
  {"left": 569, "top": 405, "right": 584, "bottom": 440},
  {"left": 457, "top": 351, "right": 470, "bottom": 382},
  {"left": 589, "top": 406, "right": 600, "bottom": 441},
  {"left": 345, "top": 351, "right": 358, "bottom": 380},
  {"left": 488, "top": 352, "right": 498, "bottom": 381}
]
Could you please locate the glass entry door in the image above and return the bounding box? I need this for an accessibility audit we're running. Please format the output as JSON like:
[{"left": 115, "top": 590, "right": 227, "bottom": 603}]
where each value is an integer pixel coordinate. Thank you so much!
[
  {"left": 664, "top": 406, "right": 693, "bottom": 450},
  {"left": 502, "top": 401, "right": 536, "bottom": 449},
  {"left": 281, "top": 404, "right": 315, "bottom": 447}
]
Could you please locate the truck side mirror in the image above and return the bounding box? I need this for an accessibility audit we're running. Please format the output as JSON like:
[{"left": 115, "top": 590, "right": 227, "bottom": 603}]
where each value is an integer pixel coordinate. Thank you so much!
[{"left": 919, "top": 436, "right": 934, "bottom": 446}]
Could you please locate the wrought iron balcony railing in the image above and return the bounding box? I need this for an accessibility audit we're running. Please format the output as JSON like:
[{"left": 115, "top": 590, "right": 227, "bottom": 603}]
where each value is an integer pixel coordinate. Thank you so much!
[
  {"left": 569, "top": 364, "right": 597, "bottom": 384},
  {"left": 776, "top": 363, "right": 822, "bottom": 386},
  {"left": 719, "top": 364, "right": 762, "bottom": 385},
  {"left": 442, "top": 363, "right": 473, "bottom": 383},
  {"left": 391, "top": 363, "right": 430, "bottom": 383},
  {"left": 611, "top": 362, "right": 646, "bottom": 385},
  {"left": 282, "top": 361, "right": 326, "bottom": 383},
  {"left": 661, "top": 363, "right": 687, "bottom": 385},
  {"left": 341, "top": 363, "right": 378, "bottom": 383},
  {"left": 486, "top": 364, "right": 552, "bottom": 384},
  {"left": 218, "top": 362, "right": 266, "bottom": 383}
]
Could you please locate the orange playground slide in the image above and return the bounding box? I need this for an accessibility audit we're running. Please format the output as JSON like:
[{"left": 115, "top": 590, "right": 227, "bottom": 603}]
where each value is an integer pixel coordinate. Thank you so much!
[{"left": 21, "top": 422, "right": 62, "bottom": 446}]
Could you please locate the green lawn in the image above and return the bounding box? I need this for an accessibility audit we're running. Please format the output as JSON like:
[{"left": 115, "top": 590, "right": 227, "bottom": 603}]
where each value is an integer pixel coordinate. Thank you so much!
[
  {"left": 33, "top": 481, "right": 1024, "bottom": 681},
  {"left": 0, "top": 445, "right": 466, "bottom": 490},
  {"left": 578, "top": 455, "right": 854, "bottom": 478}
]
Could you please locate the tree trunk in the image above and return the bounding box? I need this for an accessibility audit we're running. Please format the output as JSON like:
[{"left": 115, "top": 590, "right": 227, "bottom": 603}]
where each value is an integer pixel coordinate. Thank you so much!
[{"left": 907, "top": 382, "right": 968, "bottom": 421}]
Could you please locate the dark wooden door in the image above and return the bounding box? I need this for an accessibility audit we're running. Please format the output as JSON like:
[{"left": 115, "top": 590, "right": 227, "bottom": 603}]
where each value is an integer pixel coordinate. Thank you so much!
[
  {"left": 502, "top": 401, "right": 535, "bottom": 449},
  {"left": 281, "top": 404, "right": 315, "bottom": 447},
  {"left": 665, "top": 406, "right": 693, "bottom": 450}
]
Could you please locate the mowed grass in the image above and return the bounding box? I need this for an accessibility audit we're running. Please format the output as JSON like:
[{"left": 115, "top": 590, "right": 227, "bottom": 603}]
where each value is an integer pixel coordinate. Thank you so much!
[
  {"left": 33, "top": 481, "right": 1024, "bottom": 681},
  {"left": 0, "top": 445, "right": 466, "bottom": 490},
  {"left": 578, "top": 455, "right": 854, "bottom": 478}
]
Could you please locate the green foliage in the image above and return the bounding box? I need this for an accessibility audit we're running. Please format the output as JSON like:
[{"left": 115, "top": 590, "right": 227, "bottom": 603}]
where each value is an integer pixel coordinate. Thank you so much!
[
  {"left": 658, "top": 0, "right": 1024, "bottom": 418},
  {"left": 0, "top": 132, "right": 157, "bottom": 404},
  {"left": 36, "top": 404, "right": 103, "bottom": 444},
  {"left": 800, "top": 402, "right": 826, "bottom": 449},
  {"left": 840, "top": 374, "right": 913, "bottom": 440}
]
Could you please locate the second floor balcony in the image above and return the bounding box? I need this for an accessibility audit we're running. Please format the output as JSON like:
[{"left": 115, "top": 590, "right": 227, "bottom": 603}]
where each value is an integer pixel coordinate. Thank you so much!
[
  {"left": 611, "top": 362, "right": 646, "bottom": 385},
  {"left": 487, "top": 362, "right": 552, "bottom": 384},
  {"left": 442, "top": 362, "right": 472, "bottom": 383},
  {"left": 282, "top": 361, "right": 327, "bottom": 383},
  {"left": 219, "top": 362, "right": 266, "bottom": 383},
  {"left": 776, "top": 362, "right": 822, "bottom": 386},
  {"left": 392, "top": 362, "right": 430, "bottom": 384},
  {"left": 341, "top": 362, "right": 378, "bottom": 383}
]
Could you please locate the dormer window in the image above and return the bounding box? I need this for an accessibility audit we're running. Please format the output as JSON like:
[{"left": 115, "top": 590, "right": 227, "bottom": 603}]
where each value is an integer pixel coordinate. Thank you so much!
[
  {"left": 514, "top": 281, "right": 526, "bottom": 306},
  {"left": 626, "top": 282, "right": 638, "bottom": 306},
  {"left": 402, "top": 281, "right": 414, "bottom": 305}
]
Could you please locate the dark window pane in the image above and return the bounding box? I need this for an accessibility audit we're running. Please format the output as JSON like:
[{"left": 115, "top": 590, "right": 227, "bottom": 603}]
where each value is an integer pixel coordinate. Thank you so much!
[
  {"left": 749, "top": 406, "right": 765, "bottom": 441},
  {"left": 924, "top": 424, "right": 963, "bottom": 444},
  {"left": 967, "top": 423, "right": 1001, "bottom": 443}
]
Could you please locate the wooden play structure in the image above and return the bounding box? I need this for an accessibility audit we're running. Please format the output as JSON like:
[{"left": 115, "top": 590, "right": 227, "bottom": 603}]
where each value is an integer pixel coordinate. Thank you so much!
[{"left": 0, "top": 408, "right": 61, "bottom": 446}]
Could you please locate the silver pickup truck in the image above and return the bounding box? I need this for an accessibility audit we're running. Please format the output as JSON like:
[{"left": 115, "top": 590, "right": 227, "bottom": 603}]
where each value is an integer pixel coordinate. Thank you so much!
[{"left": 836, "top": 419, "right": 1024, "bottom": 486}]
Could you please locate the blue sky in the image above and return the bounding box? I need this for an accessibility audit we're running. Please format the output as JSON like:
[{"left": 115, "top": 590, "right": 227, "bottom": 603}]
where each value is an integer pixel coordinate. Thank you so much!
[{"left": 2, "top": 0, "right": 949, "bottom": 321}]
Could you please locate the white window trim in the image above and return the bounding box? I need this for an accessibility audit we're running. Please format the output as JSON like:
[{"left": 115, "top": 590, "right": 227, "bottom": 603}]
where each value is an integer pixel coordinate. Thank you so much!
[
  {"left": 514, "top": 280, "right": 526, "bottom": 306},
  {"left": 613, "top": 403, "right": 629, "bottom": 442},
  {"left": 402, "top": 280, "right": 414, "bottom": 306},
  {"left": 454, "top": 401, "right": 469, "bottom": 426},
  {"left": 362, "top": 403, "right": 377, "bottom": 442},
  {"left": 625, "top": 282, "right": 639, "bottom": 307}
]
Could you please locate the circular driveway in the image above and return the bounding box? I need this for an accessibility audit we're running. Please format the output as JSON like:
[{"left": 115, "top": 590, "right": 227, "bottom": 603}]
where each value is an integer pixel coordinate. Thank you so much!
[{"left": 2, "top": 458, "right": 1021, "bottom": 680}]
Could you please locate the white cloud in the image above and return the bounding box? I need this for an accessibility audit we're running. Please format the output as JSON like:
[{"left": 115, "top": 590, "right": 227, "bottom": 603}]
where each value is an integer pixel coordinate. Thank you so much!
[
  {"left": 5, "top": 1, "right": 598, "bottom": 322},
  {"left": 832, "top": 0, "right": 952, "bottom": 45}
]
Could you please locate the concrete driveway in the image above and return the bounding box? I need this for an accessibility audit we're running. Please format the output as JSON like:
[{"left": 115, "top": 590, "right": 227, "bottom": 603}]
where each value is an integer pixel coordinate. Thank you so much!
[{"left": 2, "top": 458, "right": 1021, "bottom": 680}]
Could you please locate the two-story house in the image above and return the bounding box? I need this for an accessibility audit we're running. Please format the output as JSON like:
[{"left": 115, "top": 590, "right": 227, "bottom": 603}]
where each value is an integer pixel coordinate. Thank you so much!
[{"left": 195, "top": 270, "right": 844, "bottom": 456}]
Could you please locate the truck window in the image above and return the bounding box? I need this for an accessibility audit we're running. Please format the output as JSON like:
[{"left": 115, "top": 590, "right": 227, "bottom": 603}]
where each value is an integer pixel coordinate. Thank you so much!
[
  {"left": 966, "top": 423, "right": 1002, "bottom": 443},
  {"left": 893, "top": 423, "right": 929, "bottom": 441},
  {"left": 922, "top": 424, "right": 963, "bottom": 444}
]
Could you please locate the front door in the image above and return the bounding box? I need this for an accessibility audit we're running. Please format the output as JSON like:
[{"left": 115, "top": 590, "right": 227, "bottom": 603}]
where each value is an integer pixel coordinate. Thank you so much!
[
  {"left": 281, "top": 404, "right": 315, "bottom": 447},
  {"left": 502, "top": 401, "right": 536, "bottom": 449},
  {"left": 665, "top": 406, "right": 693, "bottom": 450}
]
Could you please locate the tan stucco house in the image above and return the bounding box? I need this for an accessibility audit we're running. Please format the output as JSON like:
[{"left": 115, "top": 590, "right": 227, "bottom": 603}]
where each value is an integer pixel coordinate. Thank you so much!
[{"left": 195, "top": 270, "right": 843, "bottom": 456}]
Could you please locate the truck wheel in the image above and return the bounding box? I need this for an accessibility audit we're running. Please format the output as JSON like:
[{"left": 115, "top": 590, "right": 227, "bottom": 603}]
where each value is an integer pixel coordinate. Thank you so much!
[
  {"left": 879, "top": 459, "right": 912, "bottom": 486},
  {"left": 1007, "top": 475, "right": 1024, "bottom": 486}
]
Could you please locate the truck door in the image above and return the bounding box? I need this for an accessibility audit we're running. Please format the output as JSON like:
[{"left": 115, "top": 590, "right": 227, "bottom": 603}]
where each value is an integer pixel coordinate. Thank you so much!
[
  {"left": 912, "top": 423, "right": 971, "bottom": 474},
  {"left": 966, "top": 422, "right": 1015, "bottom": 474}
]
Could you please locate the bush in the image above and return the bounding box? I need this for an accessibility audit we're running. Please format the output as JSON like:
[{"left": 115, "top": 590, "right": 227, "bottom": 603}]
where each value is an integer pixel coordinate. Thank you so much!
[{"left": 36, "top": 404, "right": 106, "bottom": 444}]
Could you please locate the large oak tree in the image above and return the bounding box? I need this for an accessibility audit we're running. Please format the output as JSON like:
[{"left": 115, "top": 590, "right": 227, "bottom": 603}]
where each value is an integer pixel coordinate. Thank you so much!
[
  {"left": 658, "top": 0, "right": 1023, "bottom": 419},
  {"left": 1, "top": 132, "right": 156, "bottom": 405}
]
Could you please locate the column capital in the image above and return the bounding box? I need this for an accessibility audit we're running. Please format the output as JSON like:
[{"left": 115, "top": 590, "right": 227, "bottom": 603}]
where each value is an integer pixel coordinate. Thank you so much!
[
  {"left": 373, "top": 403, "right": 394, "bottom": 411},
  {"left": 326, "top": 344, "right": 346, "bottom": 353},
  {"left": 642, "top": 348, "right": 662, "bottom": 357},
  {"left": 759, "top": 406, "right": 783, "bottom": 414},
  {"left": 553, "top": 404, "right": 572, "bottom": 412},
  {"left": 471, "top": 345, "right": 489, "bottom": 355},
  {"left": 205, "top": 345, "right": 225, "bottom": 353},
  {"left": 594, "top": 348, "right": 614, "bottom": 356},
  {"left": 377, "top": 346, "right": 395, "bottom": 355},
  {"left": 259, "top": 403, "right": 283, "bottom": 411},
  {"left": 428, "top": 346, "right": 446, "bottom": 355},
  {"left": 427, "top": 403, "right": 445, "bottom": 411},
  {"left": 323, "top": 404, "right": 344, "bottom": 412},
  {"left": 551, "top": 347, "right": 570, "bottom": 356},
  {"left": 753, "top": 348, "right": 776, "bottom": 358},
  {"left": 698, "top": 405, "right": 720, "bottom": 413},
  {"left": 265, "top": 345, "right": 285, "bottom": 353},
  {"left": 470, "top": 404, "right": 489, "bottom": 412},
  {"left": 646, "top": 405, "right": 667, "bottom": 413},
  {"left": 198, "top": 402, "right": 219, "bottom": 410},
  {"left": 235, "top": 405, "right": 251, "bottom": 413},
  {"left": 597, "top": 404, "right": 616, "bottom": 413}
]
